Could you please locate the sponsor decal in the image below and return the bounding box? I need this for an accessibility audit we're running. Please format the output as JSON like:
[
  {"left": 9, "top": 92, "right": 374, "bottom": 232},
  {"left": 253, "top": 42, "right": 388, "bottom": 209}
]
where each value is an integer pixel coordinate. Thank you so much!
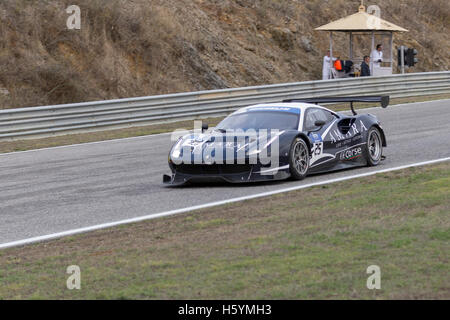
[
  {"left": 312, "top": 142, "right": 323, "bottom": 157},
  {"left": 310, "top": 141, "right": 335, "bottom": 166},
  {"left": 309, "top": 132, "right": 332, "bottom": 165},
  {"left": 311, "top": 133, "right": 323, "bottom": 142},
  {"left": 340, "top": 147, "right": 363, "bottom": 160},
  {"left": 328, "top": 120, "right": 368, "bottom": 144}
]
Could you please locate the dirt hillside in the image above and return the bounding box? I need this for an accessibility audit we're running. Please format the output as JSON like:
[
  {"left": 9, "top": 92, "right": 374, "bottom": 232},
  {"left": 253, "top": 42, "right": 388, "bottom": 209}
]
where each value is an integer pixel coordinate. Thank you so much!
[{"left": 0, "top": 0, "right": 448, "bottom": 109}]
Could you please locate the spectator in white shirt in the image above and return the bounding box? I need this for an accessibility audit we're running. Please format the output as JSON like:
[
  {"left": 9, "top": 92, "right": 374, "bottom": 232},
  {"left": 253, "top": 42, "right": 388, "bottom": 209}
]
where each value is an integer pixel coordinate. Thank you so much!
[
  {"left": 371, "top": 44, "right": 383, "bottom": 68},
  {"left": 322, "top": 50, "right": 337, "bottom": 80}
]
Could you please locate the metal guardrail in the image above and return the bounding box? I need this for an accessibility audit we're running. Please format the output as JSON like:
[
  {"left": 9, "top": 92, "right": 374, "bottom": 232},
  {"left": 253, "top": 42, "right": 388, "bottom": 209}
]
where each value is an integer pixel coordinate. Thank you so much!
[{"left": 0, "top": 71, "right": 449, "bottom": 140}]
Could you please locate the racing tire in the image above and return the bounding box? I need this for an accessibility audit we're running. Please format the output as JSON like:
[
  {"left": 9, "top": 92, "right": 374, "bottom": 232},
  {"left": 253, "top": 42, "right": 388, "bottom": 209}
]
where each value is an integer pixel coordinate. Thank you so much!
[
  {"left": 366, "top": 127, "right": 383, "bottom": 166},
  {"left": 289, "top": 137, "right": 309, "bottom": 180}
]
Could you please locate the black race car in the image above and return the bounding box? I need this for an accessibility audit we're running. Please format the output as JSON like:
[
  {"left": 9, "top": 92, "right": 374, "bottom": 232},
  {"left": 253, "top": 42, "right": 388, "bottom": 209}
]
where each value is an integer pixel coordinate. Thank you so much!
[{"left": 163, "top": 96, "right": 388, "bottom": 185}]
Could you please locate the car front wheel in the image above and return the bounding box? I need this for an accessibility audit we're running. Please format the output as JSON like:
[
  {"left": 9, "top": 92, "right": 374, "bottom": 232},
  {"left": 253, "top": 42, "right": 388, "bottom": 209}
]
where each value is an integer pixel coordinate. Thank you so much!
[{"left": 289, "top": 138, "right": 309, "bottom": 180}]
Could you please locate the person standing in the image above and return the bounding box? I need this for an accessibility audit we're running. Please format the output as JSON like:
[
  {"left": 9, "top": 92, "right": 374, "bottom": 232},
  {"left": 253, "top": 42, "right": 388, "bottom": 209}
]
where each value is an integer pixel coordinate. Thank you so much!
[
  {"left": 361, "top": 56, "right": 371, "bottom": 76},
  {"left": 322, "top": 50, "right": 337, "bottom": 80},
  {"left": 371, "top": 44, "right": 383, "bottom": 68}
]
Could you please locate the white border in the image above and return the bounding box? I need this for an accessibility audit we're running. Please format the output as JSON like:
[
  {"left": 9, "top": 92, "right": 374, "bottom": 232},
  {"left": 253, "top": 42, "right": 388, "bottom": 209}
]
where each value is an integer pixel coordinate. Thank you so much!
[{"left": 0, "top": 157, "right": 449, "bottom": 250}]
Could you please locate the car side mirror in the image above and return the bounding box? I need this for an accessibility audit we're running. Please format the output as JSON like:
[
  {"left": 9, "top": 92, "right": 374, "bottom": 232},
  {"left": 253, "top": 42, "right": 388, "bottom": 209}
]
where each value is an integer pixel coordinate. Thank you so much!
[
  {"left": 202, "top": 123, "right": 209, "bottom": 133},
  {"left": 308, "top": 120, "right": 326, "bottom": 135},
  {"left": 314, "top": 120, "right": 326, "bottom": 127}
]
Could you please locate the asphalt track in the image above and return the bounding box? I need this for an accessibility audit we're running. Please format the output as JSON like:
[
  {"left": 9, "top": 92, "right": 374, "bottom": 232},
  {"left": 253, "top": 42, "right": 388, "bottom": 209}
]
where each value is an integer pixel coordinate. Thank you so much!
[{"left": 0, "top": 99, "right": 449, "bottom": 247}]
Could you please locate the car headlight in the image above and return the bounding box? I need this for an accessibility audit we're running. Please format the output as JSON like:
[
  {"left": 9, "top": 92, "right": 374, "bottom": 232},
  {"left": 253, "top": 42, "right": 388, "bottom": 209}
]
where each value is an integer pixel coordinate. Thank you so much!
[
  {"left": 172, "top": 149, "right": 181, "bottom": 158},
  {"left": 170, "top": 139, "right": 183, "bottom": 159}
]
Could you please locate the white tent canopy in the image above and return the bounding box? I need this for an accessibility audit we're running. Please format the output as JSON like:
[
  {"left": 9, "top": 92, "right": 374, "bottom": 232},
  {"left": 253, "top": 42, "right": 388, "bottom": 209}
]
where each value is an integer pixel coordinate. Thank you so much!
[
  {"left": 316, "top": 3, "right": 408, "bottom": 78},
  {"left": 315, "top": 6, "right": 408, "bottom": 32}
]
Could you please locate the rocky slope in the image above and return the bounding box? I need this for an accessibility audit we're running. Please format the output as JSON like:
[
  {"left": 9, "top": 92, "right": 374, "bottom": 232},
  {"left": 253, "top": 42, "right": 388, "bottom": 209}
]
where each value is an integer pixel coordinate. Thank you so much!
[{"left": 0, "top": 0, "right": 448, "bottom": 108}]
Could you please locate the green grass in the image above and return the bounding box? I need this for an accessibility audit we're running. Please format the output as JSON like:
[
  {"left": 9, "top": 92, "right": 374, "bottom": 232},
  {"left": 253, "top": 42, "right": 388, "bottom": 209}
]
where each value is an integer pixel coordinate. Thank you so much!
[{"left": 0, "top": 162, "right": 449, "bottom": 299}]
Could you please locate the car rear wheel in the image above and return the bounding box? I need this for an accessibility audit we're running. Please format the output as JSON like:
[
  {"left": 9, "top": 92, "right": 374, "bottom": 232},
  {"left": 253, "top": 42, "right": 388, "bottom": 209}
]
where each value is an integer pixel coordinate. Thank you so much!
[
  {"left": 366, "top": 127, "right": 383, "bottom": 166},
  {"left": 289, "top": 138, "right": 309, "bottom": 180}
]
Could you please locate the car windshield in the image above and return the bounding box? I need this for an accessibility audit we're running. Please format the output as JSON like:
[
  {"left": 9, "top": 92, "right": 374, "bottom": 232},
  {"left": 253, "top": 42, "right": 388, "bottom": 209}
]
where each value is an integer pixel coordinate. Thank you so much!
[{"left": 216, "top": 110, "right": 299, "bottom": 131}]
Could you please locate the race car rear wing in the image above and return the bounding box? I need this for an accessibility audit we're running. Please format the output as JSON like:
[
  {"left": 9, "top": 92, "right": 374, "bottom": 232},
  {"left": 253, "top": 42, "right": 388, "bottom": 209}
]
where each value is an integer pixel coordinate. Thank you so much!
[{"left": 283, "top": 96, "right": 390, "bottom": 115}]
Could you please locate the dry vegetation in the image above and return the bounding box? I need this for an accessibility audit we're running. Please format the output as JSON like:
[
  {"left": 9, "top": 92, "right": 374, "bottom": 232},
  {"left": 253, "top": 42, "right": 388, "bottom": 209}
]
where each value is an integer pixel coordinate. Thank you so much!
[{"left": 0, "top": 0, "right": 449, "bottom": 109}]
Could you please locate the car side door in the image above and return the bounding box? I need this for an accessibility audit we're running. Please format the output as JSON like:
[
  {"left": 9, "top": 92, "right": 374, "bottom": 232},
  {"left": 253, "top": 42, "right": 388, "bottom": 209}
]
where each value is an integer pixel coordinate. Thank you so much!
[{"left": 303, "top": 107, "right": 340, "bottom": 171}]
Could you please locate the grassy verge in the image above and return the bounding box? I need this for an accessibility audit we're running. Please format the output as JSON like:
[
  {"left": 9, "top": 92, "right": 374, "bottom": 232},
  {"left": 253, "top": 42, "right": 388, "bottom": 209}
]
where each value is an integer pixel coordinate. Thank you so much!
[
  {"left": 0, "top": 162, "right": 449, "bottom": 299},
  {"left": 1, "top": 94, "right": 449, "bottom": 154}
]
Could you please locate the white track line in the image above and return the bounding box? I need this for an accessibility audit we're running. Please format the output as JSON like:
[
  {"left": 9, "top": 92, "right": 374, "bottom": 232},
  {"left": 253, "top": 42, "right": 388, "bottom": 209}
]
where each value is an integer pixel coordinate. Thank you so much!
[
  {"left": 1, "top": 99, "right": 448, "bottom": 156},
  {"left": 0, "top": 131, "right": 173, "bottom": 156},
  {"left": 1, "top": 157, "right": 449, "bottom": 250}
]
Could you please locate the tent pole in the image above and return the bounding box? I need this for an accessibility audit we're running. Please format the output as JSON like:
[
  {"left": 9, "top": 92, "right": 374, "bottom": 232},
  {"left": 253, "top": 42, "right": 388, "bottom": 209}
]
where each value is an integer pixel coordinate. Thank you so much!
[
  {"left": 371, "top": 31, "right": 375, "bottom": 75},
  {"left": 390, "top": 32, "right": 394, "bottom": 74},
  {"left": 330, "top": 32, "right": 333, "bottom": 79},
  {"left": 350, "top": 32, "right": 353, "bottom": 59}
]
